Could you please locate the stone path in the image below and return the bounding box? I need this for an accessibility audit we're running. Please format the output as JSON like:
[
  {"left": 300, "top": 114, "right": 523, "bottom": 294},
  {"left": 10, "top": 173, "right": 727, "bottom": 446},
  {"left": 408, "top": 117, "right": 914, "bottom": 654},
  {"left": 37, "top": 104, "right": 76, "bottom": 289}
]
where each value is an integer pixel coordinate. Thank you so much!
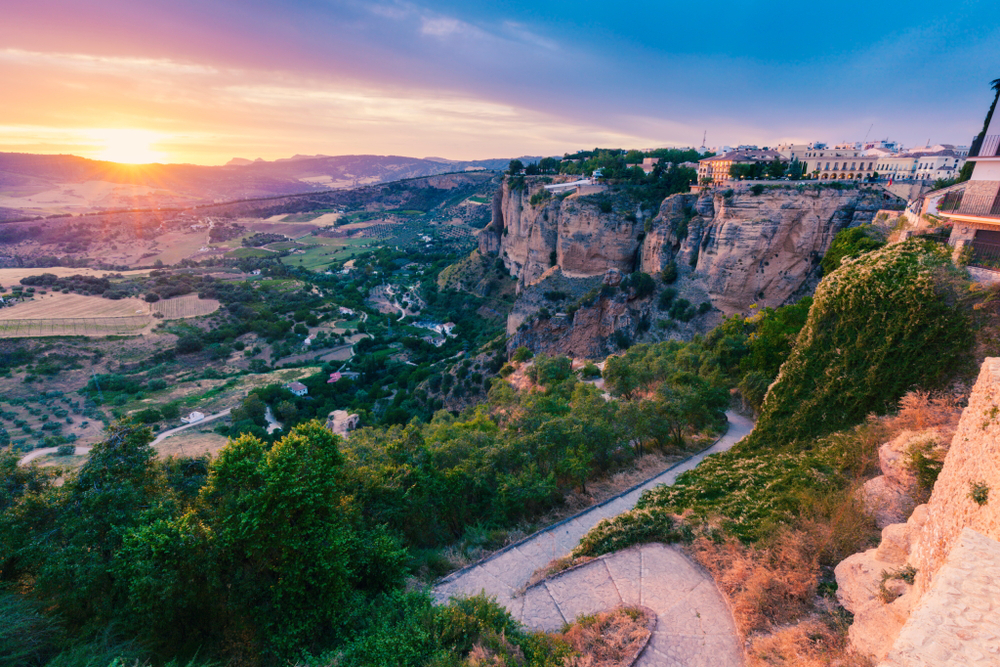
[
  {"left": 519, "top": 544, "right": 742, "bottom": 666},
  {"left": 433, "top": 411, "right": 754, "bottom": 664}
]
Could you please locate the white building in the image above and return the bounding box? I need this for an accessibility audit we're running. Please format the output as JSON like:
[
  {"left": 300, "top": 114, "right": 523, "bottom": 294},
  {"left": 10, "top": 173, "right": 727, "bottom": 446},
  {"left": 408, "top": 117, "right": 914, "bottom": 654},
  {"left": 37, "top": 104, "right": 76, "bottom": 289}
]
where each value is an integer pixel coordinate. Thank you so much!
[
  {"left": 181, "top": 411, "right": 205, "bottom": 424},
  {"left": 875, "top": 147, "right": 965, "bottom": 183},
  {"left": 940, "top": 107, "right": 1000, "bottom": 244},
  {"left": 285, "top": 381, "right": 308, "bottom": 397}
]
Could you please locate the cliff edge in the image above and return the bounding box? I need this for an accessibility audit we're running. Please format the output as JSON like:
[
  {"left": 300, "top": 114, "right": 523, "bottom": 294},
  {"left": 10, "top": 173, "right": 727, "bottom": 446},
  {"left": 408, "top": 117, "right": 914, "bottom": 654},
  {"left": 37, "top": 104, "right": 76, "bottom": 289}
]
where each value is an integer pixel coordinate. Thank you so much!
[{"left": 835, "top": 357, "right": 1000, "bottom": 663}]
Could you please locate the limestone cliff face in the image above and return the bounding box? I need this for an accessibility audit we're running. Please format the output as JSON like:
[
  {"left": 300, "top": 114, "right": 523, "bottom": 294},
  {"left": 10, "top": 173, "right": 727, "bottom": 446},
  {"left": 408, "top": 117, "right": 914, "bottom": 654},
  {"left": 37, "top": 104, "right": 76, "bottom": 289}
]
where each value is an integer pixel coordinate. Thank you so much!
[
  {"left": 507, "top": 285, "right": 653, "bottom": 359},
  {"left": 835, "top": 358, "right": 1000, "bottom": 663},
  {"left": 481, "top": 179, "right": 901, "bottom": 317},
  {"left": 642, "top": 186, "right": 901, "bottom": 315},
  {"left": 478, "top": 178, "right": 646, "bottom": 292}
]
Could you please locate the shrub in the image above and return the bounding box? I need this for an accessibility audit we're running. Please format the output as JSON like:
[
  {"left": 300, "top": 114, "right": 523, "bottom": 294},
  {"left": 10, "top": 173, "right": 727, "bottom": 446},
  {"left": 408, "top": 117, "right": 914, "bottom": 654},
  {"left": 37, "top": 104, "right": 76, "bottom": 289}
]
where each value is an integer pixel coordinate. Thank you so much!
[
  {"left": 660, "top": 261, "right": 678, "bottom": 284},
  {"left": 969, "top": 481, "right": 990, "bottom": 506},
  {"left": 658, "top": 288, "right": 677, "bottom": 310},
  {"left": 621, "top": 271, "right": 655, "bottom": 299},
  {"left": 511, "top": 347, "right": 533, "bottom": 363},
  {"left": 745, "top": 241, "right": 972, "bottom": 450},
  {"left": 55, "top": 444, "right": 75, "bottom": 456},
  {"left": 175, "top": 334, "right": 203, "bottom": 354},
  {"left": 820, "top": 225, "right": 885, "bottom": 275}
]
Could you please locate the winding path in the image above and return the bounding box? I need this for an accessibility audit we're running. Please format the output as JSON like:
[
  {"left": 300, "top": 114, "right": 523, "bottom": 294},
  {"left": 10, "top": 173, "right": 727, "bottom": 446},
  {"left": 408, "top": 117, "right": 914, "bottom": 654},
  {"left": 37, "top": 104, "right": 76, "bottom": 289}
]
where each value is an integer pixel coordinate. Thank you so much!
[{"left": 433, "top": 411, "right": 754, "bottom": 665}]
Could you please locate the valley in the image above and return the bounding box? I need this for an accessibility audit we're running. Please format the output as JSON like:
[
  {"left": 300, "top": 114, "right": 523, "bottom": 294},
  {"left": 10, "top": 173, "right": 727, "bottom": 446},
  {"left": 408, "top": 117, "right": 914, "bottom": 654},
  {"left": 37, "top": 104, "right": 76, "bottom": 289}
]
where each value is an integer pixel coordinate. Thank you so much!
[{"left": 2, "top": 150, "right": 999, "bottom": 667}]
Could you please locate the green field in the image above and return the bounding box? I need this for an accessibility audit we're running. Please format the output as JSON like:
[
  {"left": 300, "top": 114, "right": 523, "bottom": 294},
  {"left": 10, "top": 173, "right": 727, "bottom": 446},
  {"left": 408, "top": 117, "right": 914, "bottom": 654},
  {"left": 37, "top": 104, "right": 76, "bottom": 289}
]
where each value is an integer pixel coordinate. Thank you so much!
[
  {"left": 467, "top": 196, "right": 489, "bottom": 204},
  {"left": 225, "top": 248, "right": 277, "bottom": 258},
  {"left": 278, "top": 238, "right": 371, "bottom": 270}
]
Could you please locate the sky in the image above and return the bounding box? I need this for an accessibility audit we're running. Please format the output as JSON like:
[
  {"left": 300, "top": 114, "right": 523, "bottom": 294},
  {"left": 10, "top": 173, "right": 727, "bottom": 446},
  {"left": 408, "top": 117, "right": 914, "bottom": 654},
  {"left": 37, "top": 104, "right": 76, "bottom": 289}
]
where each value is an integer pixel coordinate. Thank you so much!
[{"left": 1, "top": 0, "right": 998, "bottom": 165}]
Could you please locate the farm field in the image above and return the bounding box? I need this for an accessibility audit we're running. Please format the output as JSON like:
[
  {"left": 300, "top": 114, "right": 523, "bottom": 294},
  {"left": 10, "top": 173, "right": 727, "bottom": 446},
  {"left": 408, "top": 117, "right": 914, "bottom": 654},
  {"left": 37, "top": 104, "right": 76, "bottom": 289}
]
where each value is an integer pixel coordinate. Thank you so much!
[
  {"left": 0, "top": 293, "right": 219, "bottom": 337},
  {"left": 278, "top": 237, "right": 370, "bottom": 269},
  {"left": 0, "top": 293, "right": 149, "bottom": 319},
  {"left": 154, "top": 427, "right": 230, "bottom": 459},
  {"left": 151, "top": 294, "right": 221, "bottom": 319},
  {"left": 225, "top": 248, "right": 276, "bottom": 259}
]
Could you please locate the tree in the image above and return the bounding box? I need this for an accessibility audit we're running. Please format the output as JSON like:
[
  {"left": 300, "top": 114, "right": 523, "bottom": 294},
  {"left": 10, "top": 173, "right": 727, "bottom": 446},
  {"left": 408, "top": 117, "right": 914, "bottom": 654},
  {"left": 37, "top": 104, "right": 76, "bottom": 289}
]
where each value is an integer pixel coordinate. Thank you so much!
[
  {"left": 507, "top": 159, "right": 524, "bottom": 175},
  {"left": 26, "top": 421, "right": 164, "bottom": 629},
  {"left": 119, "top": 422, "right": 407, "bottom": 663},
  {"left": 787, "top": 158, "right": 804, "bottom": 180},
  {"left": 766, "top": 157, "right": 786, "bottom": 179}
]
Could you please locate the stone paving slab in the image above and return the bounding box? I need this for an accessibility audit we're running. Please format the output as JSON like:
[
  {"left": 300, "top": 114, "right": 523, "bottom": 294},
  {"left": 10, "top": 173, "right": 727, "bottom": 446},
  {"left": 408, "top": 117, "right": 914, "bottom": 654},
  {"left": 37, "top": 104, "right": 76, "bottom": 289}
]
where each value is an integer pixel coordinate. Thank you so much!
[
  {"left": 603, "top": 548, "right": 642, "bottom": 605},
  {"left": 544, "top": 561, "right": 623, "bottom": 623},
  {"left": 520, "top": 583, "right": 568, "bottom": 630}
]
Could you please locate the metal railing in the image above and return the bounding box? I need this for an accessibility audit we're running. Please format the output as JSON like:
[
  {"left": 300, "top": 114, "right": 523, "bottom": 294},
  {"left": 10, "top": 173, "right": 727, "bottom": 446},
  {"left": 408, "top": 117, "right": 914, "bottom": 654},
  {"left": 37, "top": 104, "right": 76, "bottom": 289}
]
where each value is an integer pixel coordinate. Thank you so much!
[
  {"left": 938, "top": 181, "right": 1000, "bottom": 218},
  {"left": 969, "top": 134, "right": 1000, "bottom": 158},
  {"left": 968, "top": 240, "right": 1000, "bottom": 271}
]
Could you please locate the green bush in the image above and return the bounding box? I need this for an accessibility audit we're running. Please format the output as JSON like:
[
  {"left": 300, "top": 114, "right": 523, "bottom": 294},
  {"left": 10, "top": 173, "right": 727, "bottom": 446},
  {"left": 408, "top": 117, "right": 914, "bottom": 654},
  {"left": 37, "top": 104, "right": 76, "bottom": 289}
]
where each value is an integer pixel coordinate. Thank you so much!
[
  {"left": 746, "top": 241, "right": 972, "bottom": 450},
  {"left": 660, "top": 261, "right": 678, "bottom": 284},
  {"left": 511, "top": 347, "right": 533, "bottom": 363},
  {"left": 820, "top": 225, "right": 885, "bottom": 275},
  {"left": 658, "top": 288, "right": 677, "bottom": 310}
]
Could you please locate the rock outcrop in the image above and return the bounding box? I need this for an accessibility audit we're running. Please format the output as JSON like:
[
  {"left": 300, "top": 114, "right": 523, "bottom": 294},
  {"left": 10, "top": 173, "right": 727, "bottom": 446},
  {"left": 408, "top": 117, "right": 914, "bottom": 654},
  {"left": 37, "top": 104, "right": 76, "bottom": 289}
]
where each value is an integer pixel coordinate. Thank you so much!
[
  {"left": 835, "top": 358, "right": 1000, "bottom": 663},
  {"left": 479, "top": 178, "right": 902, "bottom": 318},
  {"left": 478, "top": 178, "right": 649, "bottom": 292},
  {"left": 643, "top": 186, "right": 902, "bottom": 314},
  {"left": 862, "top": 430, "right": 946, "bottom": 529}
]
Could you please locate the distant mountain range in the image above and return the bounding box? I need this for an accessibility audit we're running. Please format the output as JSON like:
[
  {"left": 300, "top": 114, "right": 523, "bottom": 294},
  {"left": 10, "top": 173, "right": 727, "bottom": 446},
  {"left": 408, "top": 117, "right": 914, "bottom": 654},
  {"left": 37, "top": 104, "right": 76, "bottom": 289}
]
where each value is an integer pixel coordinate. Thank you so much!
[{"left": 0, "top": 152, "right": 543, "bottom": 220}]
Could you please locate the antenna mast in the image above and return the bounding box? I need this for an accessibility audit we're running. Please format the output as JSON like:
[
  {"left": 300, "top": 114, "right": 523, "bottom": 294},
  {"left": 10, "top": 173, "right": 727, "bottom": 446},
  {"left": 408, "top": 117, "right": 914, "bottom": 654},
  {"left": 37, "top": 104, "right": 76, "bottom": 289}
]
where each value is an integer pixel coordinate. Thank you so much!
[{"left": 863, "top": 123, "right": 874, "bottom": 144}]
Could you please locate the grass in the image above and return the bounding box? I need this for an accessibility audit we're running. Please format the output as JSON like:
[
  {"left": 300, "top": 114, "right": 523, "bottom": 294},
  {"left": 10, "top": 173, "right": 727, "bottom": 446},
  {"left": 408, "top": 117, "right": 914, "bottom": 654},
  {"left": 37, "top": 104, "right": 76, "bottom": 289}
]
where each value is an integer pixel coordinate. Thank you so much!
[
  {"left": 553, "top": 606, "right": 653, "bottom": 667},
  {"left": 225, "top": 248, "right": 277, "bottom": 259},
  {"left": 278, "top": 238, "right": 371, "bottom": 270}
]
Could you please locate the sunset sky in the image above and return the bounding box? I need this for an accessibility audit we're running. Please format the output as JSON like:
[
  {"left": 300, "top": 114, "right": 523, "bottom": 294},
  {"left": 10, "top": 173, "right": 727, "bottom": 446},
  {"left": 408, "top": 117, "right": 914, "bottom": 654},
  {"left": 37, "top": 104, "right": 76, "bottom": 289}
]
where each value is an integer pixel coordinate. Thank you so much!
[{"left": 2, "top": 0, "right": 998, "bottom": 165}]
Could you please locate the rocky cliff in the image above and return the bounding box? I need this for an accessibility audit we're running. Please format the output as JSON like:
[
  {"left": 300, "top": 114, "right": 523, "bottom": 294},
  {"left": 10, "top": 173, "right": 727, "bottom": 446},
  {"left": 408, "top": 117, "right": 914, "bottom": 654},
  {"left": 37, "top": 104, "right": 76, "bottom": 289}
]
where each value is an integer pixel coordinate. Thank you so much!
[
  {"left": 477, "top": 178, "right": 902, "bottom": 357},
  {"left": 479, "top": 178, "right": 902, "bottom": 317},
  {"left": 835, "top": 358, "right": 1000, "bottom": 663},
  {"left": 643, "top": 185, "right": 901, "bottom": 314}
]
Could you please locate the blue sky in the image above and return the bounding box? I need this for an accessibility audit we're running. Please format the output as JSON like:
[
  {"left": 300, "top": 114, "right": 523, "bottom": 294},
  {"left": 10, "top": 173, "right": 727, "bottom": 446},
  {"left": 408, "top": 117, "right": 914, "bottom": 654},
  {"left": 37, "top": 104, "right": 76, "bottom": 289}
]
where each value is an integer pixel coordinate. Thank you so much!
[{"left": 1, "top": 0, "right": 997, "bottom": 163}]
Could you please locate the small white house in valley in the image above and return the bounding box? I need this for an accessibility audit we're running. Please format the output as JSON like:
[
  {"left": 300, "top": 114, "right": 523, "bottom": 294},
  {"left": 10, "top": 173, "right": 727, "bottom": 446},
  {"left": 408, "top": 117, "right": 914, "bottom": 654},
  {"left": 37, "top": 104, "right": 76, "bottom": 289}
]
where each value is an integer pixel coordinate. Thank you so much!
[
  {"left": 181, "top": 411, "right": 205, "bottom": 424},
  {"left": 285, "top": 381, "right": 308, "bottom": 397}
]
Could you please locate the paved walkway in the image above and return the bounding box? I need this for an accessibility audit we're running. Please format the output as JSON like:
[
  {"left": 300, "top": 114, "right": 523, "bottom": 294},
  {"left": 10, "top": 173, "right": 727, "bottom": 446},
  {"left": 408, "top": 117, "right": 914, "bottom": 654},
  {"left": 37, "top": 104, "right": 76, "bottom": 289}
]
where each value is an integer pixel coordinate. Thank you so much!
[
  {"left": 432, "top": 411, "right": 753, "bottom": 662},
  {"left": 519, "top": 544, "right": 742, "bottom": 666}
]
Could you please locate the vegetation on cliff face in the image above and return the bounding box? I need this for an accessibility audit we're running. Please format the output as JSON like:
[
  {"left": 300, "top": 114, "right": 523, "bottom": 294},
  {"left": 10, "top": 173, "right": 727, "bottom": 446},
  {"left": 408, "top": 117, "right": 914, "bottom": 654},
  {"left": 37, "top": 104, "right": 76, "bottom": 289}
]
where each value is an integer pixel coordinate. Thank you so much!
[{"left": 746, "top": 240, "right": 972, "bottom": 451}]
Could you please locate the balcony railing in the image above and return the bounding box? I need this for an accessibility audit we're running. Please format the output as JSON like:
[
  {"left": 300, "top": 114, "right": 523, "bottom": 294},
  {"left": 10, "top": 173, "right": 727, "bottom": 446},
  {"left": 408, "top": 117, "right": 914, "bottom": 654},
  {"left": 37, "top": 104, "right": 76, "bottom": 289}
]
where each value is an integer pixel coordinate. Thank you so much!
[
  {"left": 969, "top": 134, "right": 1000, "bottom": 158},
  {"left": 943, "top": 182, "right": 1000, "bottom": 219},
  {"left": 968, "top": 241, "right": 1000, "bottom": 271}
]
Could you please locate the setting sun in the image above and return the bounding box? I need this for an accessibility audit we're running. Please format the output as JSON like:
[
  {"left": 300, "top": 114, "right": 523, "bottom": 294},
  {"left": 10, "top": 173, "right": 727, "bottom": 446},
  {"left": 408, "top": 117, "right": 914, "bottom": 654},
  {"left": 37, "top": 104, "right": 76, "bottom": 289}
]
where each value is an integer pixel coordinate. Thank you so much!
[{"left": 90, "top": 128, "right": 167, "bottom": 164}]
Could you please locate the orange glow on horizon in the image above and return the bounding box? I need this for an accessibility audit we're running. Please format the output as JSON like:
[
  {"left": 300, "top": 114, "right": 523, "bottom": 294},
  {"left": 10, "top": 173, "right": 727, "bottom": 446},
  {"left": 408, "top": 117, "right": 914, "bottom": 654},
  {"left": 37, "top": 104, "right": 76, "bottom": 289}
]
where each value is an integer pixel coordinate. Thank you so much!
[{"left": 88, "top": 128, "right": 168, "bottom": 164}]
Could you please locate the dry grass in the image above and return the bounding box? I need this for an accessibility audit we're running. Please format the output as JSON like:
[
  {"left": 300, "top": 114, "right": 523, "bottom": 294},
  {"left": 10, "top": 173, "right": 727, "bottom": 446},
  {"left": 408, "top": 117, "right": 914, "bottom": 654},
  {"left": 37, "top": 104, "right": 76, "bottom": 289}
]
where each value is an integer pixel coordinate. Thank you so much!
[
  {"left": 153, "top": 428, "right": 230, "bottom": 459},
  {"left": 524, "top": 555, "right": 595, "bottom": 589},
  {"left": 747, "top": 616, "right": 872, "bottom": 667},
  {"left": 881, "top": 390, "right": 962, "bottom": 443},
  {"left": 690, "top": 529, "right": 820, "bottom": 636},
  {"left": 557, "top": 606, "right": 654, "bottom": 667},
  {"left": 463, "top": 607, "right": 656, "bottom": 667}
]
